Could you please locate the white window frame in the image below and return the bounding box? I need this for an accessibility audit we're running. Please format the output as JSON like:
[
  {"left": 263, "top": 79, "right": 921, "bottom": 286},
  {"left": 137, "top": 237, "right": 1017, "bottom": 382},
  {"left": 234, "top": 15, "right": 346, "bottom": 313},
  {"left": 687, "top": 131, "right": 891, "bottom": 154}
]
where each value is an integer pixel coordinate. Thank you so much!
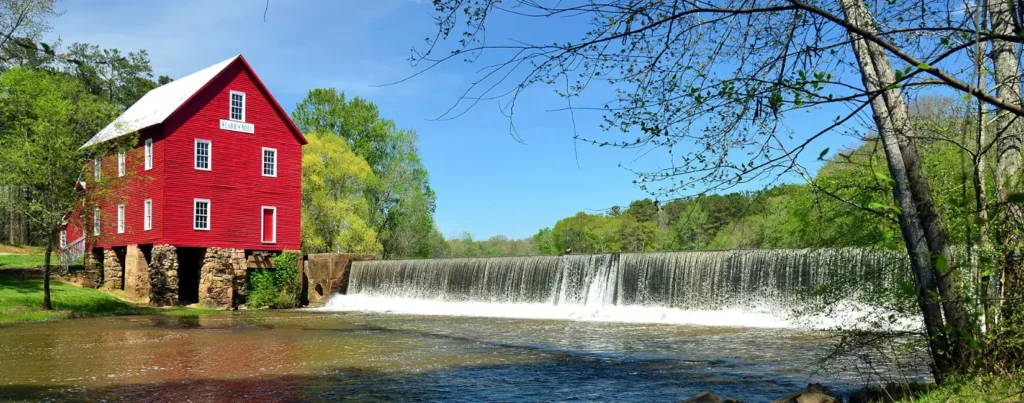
[
  {"left": 262, "top": 147, "right": 277, "bottom": 177},
  {"left": 144, "top": 139, "right": 153, "bottom": 171},
  {"left": 194, "top": 139, "right": 211, "bottom": 171},
  {"left": 261, "top": 206, "right": 277, "bottom": 244},
  {"left": 193, "top": 198, "right": 210, "bottom": 231},
  {"left": 144, "top": 199, "right": 152, "bottom": 231},
  {"left": 93, "top": 208, "right": 101, "bottom": 236},
  {"left": 93, "top": 157, "right": 102, "bottom": 180},
  {"left": 117, "top": 204, "right": 125, "bottom": 234},
  {"left": 60, "top": 230, "right": 67, "bottom": 248},
  {"left": 117, "top": 151, "right": 126, "bottom": 177},
  {"left": 229, "top": 90, "right": 246, "bottom": 122}
]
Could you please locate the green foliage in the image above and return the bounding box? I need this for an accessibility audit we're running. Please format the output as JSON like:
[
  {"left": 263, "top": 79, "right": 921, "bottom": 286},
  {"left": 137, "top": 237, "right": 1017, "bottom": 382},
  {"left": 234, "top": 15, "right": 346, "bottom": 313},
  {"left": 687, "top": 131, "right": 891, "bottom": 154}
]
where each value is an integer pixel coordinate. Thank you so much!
[
  {"left": 301, "top": 132, "right": 380, "bottom": 254},
  {"left": 0, "top": 67, "right": 128, "bottom": 257},
  {"left": 533, "top": 228, "right": 558, "bottom": 255},
  {"left": 446, "top": 233, "right": 538, "bottom": 257},
  {"left": 899, "top": 372, "right": 1024, "bottom": 402},
  {"left": 292, "top": 89, "right": 444, "bottom": 258},
  {"left": 246, "top": 253, "right": 301, "bottom": 309}
]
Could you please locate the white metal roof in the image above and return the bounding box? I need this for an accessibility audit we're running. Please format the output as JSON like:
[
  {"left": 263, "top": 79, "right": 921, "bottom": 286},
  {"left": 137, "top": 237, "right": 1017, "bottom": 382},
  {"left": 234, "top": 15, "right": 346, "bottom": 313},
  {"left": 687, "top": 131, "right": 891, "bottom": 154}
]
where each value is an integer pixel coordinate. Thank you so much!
[{"left": 81, "top": 55, "right": 241, "bottom": 149}]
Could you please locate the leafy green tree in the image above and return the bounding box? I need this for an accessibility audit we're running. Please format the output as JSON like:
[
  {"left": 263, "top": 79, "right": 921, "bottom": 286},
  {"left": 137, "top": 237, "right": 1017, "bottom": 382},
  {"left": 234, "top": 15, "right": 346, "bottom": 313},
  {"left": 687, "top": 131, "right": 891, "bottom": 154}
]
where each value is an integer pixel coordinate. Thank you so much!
[
  {"left": 0, "top": 0, "right": 58, "bottom": 68},
  {"left": 533, "top": 227, "right": 558, "bottom": 255},
  {"left": 616, "top": 214, "right": 659, "bottom": 252},
  {"left": 625, "top": 199, "right": 658, "bottom": 223},
  {"left": 301, "top": 132, "right": 380, "bottom": 254},
  {"left": 63, "top": 43, "right": 166, "bottom": 109},
  {"left": 552, "top": 212, "right": 618, "bottom": 253},
  {"left": 292, "top": 89, "right": 441, "bottom": 258},
  {"left": 0, "top": 67, "right": 121, "bottom": 309}
]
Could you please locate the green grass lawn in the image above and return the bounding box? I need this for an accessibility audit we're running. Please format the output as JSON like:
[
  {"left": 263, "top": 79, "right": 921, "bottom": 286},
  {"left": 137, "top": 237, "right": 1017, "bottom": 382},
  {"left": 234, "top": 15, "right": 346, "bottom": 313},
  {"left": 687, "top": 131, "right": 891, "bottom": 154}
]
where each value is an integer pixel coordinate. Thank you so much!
[
  {"left": 0, "top": 276, "right": 222, "bottom": 324},
  {"left": 0, "top": 253, "right": 47, "bottom": 269}
]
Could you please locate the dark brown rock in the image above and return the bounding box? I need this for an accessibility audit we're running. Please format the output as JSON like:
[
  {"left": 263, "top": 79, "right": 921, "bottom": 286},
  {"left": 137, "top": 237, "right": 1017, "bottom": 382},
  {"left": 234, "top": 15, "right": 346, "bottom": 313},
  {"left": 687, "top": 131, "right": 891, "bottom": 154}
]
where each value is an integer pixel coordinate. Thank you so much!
[
  {"left": 770, "top": 384, "right": 840, "bottom": 403},
  {"left": 198, "top": 247, "right": 244, "bottom": 309},
  {"left": 149, "top": 245, "right": 178, "bottom": 306},
  {"left": 681, "top": 391, "right": 722, "bottom": 403}
]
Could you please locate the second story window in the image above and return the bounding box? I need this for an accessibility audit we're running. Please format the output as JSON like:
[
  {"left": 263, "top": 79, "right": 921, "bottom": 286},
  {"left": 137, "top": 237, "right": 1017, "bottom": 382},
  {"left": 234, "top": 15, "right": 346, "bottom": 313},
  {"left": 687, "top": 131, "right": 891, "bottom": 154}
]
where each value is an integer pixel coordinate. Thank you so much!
[
  {"left": 93, "top": 157, "right": 102, "bottom": 181},
  {"left": 230, "top": 91, "right": 245, "bottom": 121},
  {"left": 118, "top": 151, "right": 126, "bottom": 177},
  {"left": 93, "top": 208, "right": 100, "bottom": 236},
  {"left": 117, "top": 204, "right": 125, "bottom": 234},
  {"left": 195, "top": 139, "right": 211, "bottom": 171},
  {"left": 144, "top": 139, "right": 153, "bottom": 170},
  {"left": 262, "top": 148, "right": 277, "bottom": 177},
  {"left": 144, "top": 199, "right": 152, "bottom": 231}
]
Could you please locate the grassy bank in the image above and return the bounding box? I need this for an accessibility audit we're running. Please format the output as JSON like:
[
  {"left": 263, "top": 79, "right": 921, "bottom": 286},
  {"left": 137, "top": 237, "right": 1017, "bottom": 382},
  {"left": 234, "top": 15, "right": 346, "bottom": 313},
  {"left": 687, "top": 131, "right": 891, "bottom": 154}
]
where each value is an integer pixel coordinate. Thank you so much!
[
  {"left": 0, "top": 276, "right": 221, "bottom": 324},
  {"left": 899, "top": 374, "right": 1024, "bottom": 402},
  {"left": 0, "top": 253, "right": 46, "bottom": 269}
]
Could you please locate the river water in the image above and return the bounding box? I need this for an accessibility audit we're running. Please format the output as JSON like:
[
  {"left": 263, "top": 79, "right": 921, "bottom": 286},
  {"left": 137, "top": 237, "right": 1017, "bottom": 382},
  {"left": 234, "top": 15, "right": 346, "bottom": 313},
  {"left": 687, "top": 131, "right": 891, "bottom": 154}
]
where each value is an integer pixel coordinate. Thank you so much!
[{"left": 0, "top": 311, "right": 897, "bottom": 402}]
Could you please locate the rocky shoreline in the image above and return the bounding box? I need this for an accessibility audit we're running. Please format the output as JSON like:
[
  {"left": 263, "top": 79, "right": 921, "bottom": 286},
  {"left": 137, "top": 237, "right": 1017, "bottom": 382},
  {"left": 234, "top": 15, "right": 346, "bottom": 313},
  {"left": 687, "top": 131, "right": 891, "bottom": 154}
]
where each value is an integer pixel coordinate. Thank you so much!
[{"left": 681, "top": 382, "right": 934, "bottom": 403}]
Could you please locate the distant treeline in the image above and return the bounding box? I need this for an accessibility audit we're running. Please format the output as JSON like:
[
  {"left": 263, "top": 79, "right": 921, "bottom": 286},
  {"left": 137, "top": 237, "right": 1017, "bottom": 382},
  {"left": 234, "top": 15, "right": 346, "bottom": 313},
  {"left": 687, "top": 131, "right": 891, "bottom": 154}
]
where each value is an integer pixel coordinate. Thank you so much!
[{"left": 446, "top": 97, "right": 980, "bottom": 258}]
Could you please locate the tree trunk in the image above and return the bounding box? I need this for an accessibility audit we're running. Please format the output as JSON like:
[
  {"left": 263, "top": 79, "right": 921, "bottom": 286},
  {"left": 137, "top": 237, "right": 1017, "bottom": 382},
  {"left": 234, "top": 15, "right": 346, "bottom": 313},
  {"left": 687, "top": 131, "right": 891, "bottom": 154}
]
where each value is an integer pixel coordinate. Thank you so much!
[
  {"left": 988, "top": 0, "right": 1024, "bottom": 321},
  {"left": 970, "top": 2, "right": 996, "bottom": 331},
  {"left": 840, "top": 0, "right": 977, "bottom": 381},
  {"left": 42, "top": 236, "right": 52, "bottom": 311}
]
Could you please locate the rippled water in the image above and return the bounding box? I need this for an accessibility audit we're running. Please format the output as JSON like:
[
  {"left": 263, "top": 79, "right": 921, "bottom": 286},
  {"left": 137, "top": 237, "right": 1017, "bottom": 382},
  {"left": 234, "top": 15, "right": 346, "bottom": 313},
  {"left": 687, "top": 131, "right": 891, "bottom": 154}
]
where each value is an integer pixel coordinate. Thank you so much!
[{"left": 0, "top": 312, "right": 907, "bottom": 402}]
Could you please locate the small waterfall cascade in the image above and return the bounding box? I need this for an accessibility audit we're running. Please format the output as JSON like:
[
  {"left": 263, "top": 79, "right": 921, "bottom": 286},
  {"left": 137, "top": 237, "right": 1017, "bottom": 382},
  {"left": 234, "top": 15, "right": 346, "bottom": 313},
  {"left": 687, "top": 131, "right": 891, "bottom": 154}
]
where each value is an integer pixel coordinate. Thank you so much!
[{"left": 324, "top": 249, "right": 908, "bottom": 327}]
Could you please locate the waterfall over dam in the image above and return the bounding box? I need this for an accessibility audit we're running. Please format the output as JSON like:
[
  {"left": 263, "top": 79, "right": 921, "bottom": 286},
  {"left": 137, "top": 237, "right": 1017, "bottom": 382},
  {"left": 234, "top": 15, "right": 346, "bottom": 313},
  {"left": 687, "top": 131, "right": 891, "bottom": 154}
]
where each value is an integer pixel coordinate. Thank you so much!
[{"left": 321, "top": 249, "right": 909, "bottom": 328}]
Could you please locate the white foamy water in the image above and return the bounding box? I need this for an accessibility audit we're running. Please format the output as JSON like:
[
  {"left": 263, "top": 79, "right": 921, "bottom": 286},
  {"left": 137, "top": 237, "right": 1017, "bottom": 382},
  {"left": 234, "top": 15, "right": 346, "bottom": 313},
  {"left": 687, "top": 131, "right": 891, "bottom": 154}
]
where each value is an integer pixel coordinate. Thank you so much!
[
  {"left": 315, "top": 249, "right": 919, "bottom": 330},
  {"left": 318, "top": 295, "right": 796, "bottom": 328}
]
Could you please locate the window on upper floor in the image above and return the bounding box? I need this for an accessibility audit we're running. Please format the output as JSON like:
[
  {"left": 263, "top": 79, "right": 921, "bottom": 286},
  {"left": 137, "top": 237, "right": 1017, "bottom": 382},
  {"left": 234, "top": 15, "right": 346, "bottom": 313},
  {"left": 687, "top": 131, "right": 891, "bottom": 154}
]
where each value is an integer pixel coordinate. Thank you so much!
[
  {"left": 144, "top": 139, "right": 153, "bottom": 170},
  {"left": 195, "top": 139, "right": 211, "bottom": 171},
  {"left": 144, "top": 199, "right": 152, "bottom": 231},
  {"left": 93, "top": 157, "right": 102, "bottom": 181},
  {"left": 60, "top": 230, "right": 67, "bottom": 248},
  {"left": 93, "top": 208, "right": 100, "bottom": 236},
  {"left": 117, "top": 204, "right": 125, "bottom": 234},
  {"left": 230, "top": 91, "right": 245, "bottom": 122},
  {"left": 118, "top": 151, "right": 126, "bottom": 177},
  {"left": 194, "top": 199, "right": 210, "bottom": 231},
  {"left": 262, "top": 148, "right": 277, "bottom": 177}
]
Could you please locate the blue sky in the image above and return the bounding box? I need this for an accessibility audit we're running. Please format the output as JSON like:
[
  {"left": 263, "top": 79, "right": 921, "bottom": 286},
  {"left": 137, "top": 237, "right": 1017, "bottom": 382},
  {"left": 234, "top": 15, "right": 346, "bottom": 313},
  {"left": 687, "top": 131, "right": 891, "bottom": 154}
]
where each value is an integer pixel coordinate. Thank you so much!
[{"left": 49, "top": 0, "right": 867, "bottom": 239}]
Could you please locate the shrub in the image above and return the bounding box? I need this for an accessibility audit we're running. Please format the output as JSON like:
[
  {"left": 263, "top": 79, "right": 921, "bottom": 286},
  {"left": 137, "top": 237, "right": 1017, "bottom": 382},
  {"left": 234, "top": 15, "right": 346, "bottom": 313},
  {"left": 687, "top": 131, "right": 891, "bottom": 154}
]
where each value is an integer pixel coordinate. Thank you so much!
[{"left": 245, "top": 253, "right": 300, "bottom": 309}]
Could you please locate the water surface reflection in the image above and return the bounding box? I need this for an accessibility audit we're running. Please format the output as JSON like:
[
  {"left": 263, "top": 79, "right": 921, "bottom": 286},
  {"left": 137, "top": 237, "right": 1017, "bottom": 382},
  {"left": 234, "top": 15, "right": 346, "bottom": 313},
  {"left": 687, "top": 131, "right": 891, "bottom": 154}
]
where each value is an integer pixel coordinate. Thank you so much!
[{"left": 0, "top": 312, "right": 904, "bottom": 402}]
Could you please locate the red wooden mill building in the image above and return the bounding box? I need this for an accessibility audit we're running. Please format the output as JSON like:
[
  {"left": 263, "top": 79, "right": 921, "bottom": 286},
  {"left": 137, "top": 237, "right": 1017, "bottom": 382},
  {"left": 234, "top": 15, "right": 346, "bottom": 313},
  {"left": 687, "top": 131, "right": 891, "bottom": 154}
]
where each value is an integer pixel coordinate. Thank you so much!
[{"left": 64, "top": 54, "right": 305, "bottom": 308}]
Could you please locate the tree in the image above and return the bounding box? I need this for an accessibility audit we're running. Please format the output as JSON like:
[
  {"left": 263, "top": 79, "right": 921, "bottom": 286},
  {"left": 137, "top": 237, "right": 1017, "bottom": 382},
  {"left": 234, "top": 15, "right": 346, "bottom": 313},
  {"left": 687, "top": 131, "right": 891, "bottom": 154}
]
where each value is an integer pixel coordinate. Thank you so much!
[
  {"left": 987, "top": 0, "right": 1024, "bottom": 326},
  {"left": 416, "top": 0, "right": 1024, "bottom": 380},
  {"left": 292, "top": 89, "right": 442, "bottom": 258},
  {"left": 301, "top": 132, "right": 380, "bottom": 254},
  {"left": 533, "top": 227, "right": 558, "bottom": 254},
  {"left": 625, "top": 199, "right": 658, "bottom": 223},
  {"left": 63, "top": 43, "right": 166, "bottom": 109},
  {"left": 0, "top": 0, "right": 58, "bottom": 66},
  {"left": 0, "top": 67, "right": 121, "bottom": 309}
]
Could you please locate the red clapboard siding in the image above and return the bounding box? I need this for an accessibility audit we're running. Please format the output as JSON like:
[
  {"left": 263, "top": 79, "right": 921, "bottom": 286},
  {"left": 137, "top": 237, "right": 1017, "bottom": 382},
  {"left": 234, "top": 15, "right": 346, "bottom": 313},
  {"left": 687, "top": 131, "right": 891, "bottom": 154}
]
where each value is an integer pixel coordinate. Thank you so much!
[{"left": 79, "top": 57, "right": 303, "bottom": 251}]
